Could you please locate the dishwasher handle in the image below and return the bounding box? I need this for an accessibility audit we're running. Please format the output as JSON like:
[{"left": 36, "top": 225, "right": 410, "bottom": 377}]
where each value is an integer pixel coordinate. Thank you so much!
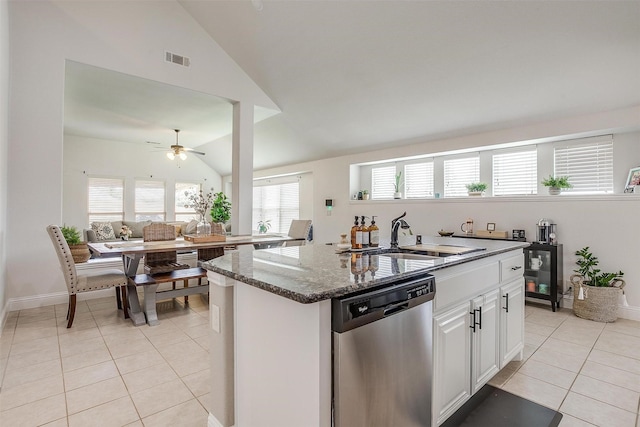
[{"left": 383, "top": 302, "right": 410, "bottom": 316}]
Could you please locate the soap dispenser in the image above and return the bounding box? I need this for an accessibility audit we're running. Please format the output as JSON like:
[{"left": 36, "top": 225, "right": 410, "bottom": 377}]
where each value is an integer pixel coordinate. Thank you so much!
[
  {"left": 360, "top": 216, "right": 369, "bottom": 248},
  {"left": 369, "top": 216, "right": 380, "bottom": 247},
  {"left": 351, "top": 216, "right": 362, "bottom": 249}
]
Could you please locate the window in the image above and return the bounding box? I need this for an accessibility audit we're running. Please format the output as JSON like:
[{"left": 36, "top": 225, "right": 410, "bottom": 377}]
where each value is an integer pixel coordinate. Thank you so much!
[
  {"left": 253, "top": 182, "right": 299, "bottom": 234},
  {"left": 444, "top": 156, "right": 479, "bottom": 197},
  {"left": 554, "top": 138, "right": 613, "bottom": 194},
  {"left": 88, "top": 177, "right": 124, "bottom": 223},
  {"left": 135, "top": 180, "right": 165, "bottom": 221},
  {"left": 175, "top": 182, "right": 200, "bottom": 222},
  {"left": 492, "top": 148, "right": 537, "bottom": 196},
  {"left": 404, "top": 162, "right": 434, "bottom": 198},
  {"left": 371, "top": 165, "right": 396, "bottom": 199}
]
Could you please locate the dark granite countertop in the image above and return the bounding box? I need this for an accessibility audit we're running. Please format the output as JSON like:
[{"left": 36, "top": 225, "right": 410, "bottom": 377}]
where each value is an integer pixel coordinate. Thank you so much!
[{"left": 202, "top": 236, "right": 529, "bottom": 303}]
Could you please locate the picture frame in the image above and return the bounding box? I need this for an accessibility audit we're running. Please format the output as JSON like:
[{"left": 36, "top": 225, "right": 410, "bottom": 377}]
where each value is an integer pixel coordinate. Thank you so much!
[
  {"left": 487, "top": 222, "right": 496, "bottom": 231},
  {"left": 625, "top": 166, "right": 640, "bottom": 191}
]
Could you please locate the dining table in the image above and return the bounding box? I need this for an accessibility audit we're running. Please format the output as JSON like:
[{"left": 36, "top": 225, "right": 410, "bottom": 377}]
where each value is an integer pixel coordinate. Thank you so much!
[{"left": 88, "top": 234, "right": 302, "bottom": 326}]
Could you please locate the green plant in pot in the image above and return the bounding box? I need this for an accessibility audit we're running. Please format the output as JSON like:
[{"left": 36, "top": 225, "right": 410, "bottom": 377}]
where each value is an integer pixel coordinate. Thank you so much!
[
  {"left": 465, "top": 182, "right": 487, "bottom": 195},
  {"left": 210, "top": 192, "right": 231, "bottom": 224},
  {"left": 60, "top": 225, "right": 91, "bottom": 263},
  {"left": 571, "top": 246, "right": 626, "bottom": 322},
  {"left": 394, "top": 171, "right": 403, "bottom": 199},
  {"left": 257, "top": 219, "right": 271, "bottom": 234},
  {"left": 541, "top": 175, "right": 571, "bottom": 195}
]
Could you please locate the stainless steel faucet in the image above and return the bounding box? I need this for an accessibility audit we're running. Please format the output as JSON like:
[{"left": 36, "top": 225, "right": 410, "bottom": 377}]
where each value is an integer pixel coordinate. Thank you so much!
[{"left": 390, "top": 211, "right": 411, "bottom": 249}]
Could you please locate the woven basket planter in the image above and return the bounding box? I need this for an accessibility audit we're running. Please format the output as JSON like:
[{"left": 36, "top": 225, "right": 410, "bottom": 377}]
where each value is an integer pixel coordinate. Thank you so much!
[
  {"left": 570, "top": 274, "right": 625, "bottom": 323},
  {"left": 69, "top": 243, "right": 91, "bottom": 263}
]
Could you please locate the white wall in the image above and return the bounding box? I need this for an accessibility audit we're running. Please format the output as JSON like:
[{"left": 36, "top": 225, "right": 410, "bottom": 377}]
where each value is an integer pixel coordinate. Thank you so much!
[
  {"left": 63, "top": 135, "right": 222, "bottom": 228},
  {"left": 0, "top": 0, "right": 10, "bottom": 324},
  {"left": 254, "top": 119, "right": 640, "bottom": 319},
  {"left": 6, "top": 0, "right": 276, "bottom": 304}
]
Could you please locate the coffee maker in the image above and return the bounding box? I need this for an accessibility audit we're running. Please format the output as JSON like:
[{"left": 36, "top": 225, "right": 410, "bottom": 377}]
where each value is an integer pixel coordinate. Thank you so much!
[{"left": 536, "top": 218, "right": 556, "bottom": 244}]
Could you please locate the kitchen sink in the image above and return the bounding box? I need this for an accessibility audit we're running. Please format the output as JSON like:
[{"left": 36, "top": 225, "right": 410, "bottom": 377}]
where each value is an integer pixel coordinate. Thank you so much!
[{"left": 379, "top": 252, "right": 443, "bottom": 261}]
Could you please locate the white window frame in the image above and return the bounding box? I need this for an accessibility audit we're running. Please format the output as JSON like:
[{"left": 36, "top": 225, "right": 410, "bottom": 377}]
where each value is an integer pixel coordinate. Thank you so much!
[
  {"left": 87, "top": 177, "right": 124, "bottom": 223},
  {"left": 404, "top": 161, "right": 434, "bottom": 199},
  {"left": 253, "top": 180, "right": 300, "bottom": 234},
  {"left": 443, "top": 155, "right": 480, "bottom": 198},
  {"left": 371, "top": 165, "right": 397, "bottom": 199},
  {"left": 553, "top": 137, "right": 614, "bottom": 195},
  {"left": 134, "top": 179, "right": 166, "bottom": 221},
  {"left": 492, "top": 147, "right": 538, "bottom": 196},
  {"left": 175, "top": 182, "right": 200, "bottom": 222}
]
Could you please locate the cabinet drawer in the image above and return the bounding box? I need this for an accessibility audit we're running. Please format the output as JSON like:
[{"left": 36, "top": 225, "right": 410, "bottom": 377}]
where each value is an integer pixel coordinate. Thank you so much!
[{"left": 500, "top": 254, "right": 524, "bottom": 283}]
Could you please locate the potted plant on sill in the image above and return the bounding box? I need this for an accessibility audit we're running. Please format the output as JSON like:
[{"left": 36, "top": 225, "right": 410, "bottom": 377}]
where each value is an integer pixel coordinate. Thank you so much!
[
  {"left": 465, "top": 182, "right": 487, "bottom": 196},
  {"left": 541, "top": 175, "right": 572, "bottom": 195},
  {"left": 571, "top": 246, "right": 626, "bottom": 322},
  {"left": 257, "top": 219, "right": 271, "bottom": 234},
  {"left": 362, "top": 190, "right": 370, "bottom": 200},
  {"left": 394, "top": 171, "right": 403, "bottom": 199},
  {"left": 60, "top": 225, "right": 91, "bottom": 263}
]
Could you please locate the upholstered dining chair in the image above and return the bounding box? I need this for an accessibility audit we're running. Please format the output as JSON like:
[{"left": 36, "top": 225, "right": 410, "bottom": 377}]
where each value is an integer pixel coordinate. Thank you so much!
[
  {"left": 283, "top": 220, "right": 313, "bottom": 247},
  {"left": 47, "top": 225, "right": 128, "bottom": 328}
]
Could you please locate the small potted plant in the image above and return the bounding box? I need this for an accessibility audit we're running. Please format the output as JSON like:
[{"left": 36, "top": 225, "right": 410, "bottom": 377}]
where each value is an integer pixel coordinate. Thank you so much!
[
  {"left": 60, "top": 225, "right": 91, "bottom": 263},
  {"left": 362, "top": 190, "right": 370, "bottom": 200},
  {"left": 541, "top": 175, "right": 572, "bottom": 195},
  {"left": 257, "top": 219, "right": 272, "bottom": 234},
  {"left": 465, "top": 182, "right": 487, "bottom": 196},
  {"left": 571, "top": 246, "right": 626, "bottom": 322},
  {"left": 394, "top": 171, "right": 403, "bottom": 199}
]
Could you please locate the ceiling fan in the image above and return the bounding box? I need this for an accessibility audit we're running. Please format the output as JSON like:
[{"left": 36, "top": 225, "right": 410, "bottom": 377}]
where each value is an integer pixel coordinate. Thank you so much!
[{"left": 166, "top": 129, "right": 205, "bottom": 160}]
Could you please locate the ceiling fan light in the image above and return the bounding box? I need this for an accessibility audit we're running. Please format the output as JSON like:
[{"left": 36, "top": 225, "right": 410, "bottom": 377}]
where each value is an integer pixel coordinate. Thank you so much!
[
  {"left": 167, "top": 151, "right": 175, "bottom": 160},
  {"left": 179, "top": 152, "right": 187, "bottom": 160}
]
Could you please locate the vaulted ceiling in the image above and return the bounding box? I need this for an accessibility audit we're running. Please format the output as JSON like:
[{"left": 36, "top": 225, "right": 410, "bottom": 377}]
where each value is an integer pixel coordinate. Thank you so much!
[{"left": 65, "top": 1, "right": 640, "bottom": 175}]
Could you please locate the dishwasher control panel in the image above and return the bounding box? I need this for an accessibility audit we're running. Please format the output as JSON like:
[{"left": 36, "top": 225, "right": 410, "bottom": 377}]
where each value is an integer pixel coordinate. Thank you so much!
[{"left": 332, "top": 274, "right": 435, "bottom": 333}]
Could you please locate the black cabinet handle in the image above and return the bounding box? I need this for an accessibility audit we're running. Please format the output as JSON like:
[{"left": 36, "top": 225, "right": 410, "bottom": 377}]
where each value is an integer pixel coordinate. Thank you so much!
[
  {"left": 502, "top": 294, "right": 509, "bottom": 313},
  {"left": 469, "top": 310, "right": 476, "bottom": 332},
  {"left": 477, "top": 307, "right": 482, "bottom": 329},
  {"left": 511, "top": 265, "right": 522, "bottom": 271}
]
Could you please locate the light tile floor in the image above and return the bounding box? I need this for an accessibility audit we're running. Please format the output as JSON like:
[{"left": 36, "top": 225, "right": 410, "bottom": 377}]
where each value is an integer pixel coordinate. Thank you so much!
[
  {"left": 0, "top": 295, "right": 211, "bottom": 427},
  {"left": 489, "top": 302, "right": 640, "bottom": 427},
  {"left": 1, "top": 297, "right": 639, "bottom": 426}
]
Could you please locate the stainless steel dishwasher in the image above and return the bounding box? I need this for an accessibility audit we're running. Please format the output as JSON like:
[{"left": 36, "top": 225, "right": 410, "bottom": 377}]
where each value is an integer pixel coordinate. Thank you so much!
[{"left": 332, "top": 274, "right": 435, "bottom": 427}]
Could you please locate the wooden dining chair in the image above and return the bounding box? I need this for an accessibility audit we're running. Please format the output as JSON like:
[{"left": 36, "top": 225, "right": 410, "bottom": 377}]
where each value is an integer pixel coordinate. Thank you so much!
[
  {"left": 47, "top": 225, "right": 128, "bottom": 328},
  {"left": 142, "top": 223, "right": 192, "bottom": 301},
  {"left": 283, "top": 220, "right": 312, "bottom": 247}
]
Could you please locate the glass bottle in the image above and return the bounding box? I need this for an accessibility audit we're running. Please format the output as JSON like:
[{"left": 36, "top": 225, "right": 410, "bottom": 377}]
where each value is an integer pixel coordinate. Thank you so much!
[
  {"left": 351, "top": 216, "right": 362, "bottom": 249},
  {"left": 360, "top": 216, "right": 369, "bottom": 248},
  {"left": 369, "top": 216, "right": 380, "bottom": 247}
]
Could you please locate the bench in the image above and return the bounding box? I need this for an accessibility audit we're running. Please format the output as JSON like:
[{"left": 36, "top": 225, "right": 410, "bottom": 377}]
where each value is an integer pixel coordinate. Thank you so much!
[{"left": 128, "top": 267, "right": 209, "bottom": 326}]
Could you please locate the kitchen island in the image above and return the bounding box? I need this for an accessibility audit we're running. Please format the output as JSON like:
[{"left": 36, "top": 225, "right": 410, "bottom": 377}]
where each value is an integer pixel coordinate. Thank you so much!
[{"left": 202, "top": 236, "right": 529, "bottom": 427}]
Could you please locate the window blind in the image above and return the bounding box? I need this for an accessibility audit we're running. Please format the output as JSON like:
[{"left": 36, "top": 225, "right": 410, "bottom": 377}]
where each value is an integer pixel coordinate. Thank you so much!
[
  {"left": 492, "top": 148, "right": 537, "bottom": 196},
  {"left": 252, "top": 182, "right": 299, "bottom": 234},
  {"left": 404, "top": 162, "right": 434, "bottom": 198},
  {"left": 175, "top": 182, "right": 200, "bottom": 222},
  {"left": 134, "top": 180, "right": 165, "bottom": 221},
  {"left": 88, "top": 177, "right": 124, "bottom": 223},
  {"left": 371, "top": 166, "right": 396, "bottom": 199},
  {"left": 444, "top": 156, "right": 479, "bottom": 197},
  {"left": 554, "top": 139, "right": 613, "bottom": 194}
]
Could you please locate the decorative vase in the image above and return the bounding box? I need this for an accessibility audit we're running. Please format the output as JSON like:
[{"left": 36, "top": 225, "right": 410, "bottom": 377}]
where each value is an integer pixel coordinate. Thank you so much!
[
  {"left": 548, "top": 187, "right": 561, "bottom": 195},
  {"left": 468, "top": 191, "right": 483, "bottom": 196},
  {"left": 394, "top": 192, "right": 402, "bottom": 199},
  {"left": 69, "top": 243, "right": 91, "bottom": 263},
  {"left": 196, "top": 215, "right": 211, "bottom": 236}
]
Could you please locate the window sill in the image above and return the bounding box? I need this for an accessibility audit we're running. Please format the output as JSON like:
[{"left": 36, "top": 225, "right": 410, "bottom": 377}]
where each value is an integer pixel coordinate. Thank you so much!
[{"left": 350, "top": 194, "right": 640, "bottom": 204}]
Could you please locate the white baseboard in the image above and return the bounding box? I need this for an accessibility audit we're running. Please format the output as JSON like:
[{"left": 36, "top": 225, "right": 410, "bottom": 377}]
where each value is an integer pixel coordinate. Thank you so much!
[
  {"left": 208, "top": 413, "right": 230, "bottom": 427},
  {"left": 0, "top": 301, "right": 9, "bottom": 335},
  {"left": 8, "top": 288, "right": 116, "bottom": 312}
]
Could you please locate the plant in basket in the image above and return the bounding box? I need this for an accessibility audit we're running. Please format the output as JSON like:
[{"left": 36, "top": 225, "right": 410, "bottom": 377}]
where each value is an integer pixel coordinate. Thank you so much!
[
  {"left": 571, "top": 246, "right": 626, "bottom": 322},
  {"left": 60, "top": 225, "right": 91, "bottom": 263}
]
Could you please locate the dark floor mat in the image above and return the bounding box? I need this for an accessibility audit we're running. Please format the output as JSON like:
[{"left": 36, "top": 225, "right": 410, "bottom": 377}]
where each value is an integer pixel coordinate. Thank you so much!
[{"left": 441, "top": 385, "right": 563, "bottom": 427}]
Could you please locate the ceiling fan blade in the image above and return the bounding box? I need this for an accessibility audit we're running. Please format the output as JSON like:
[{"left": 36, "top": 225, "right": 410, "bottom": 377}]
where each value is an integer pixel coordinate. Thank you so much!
[{"left": 183, "top": 147, "right": 206, "bottom": 156}]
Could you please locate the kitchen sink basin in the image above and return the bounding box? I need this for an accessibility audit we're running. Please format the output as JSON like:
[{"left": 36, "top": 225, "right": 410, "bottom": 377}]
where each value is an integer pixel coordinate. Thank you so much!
[{"left": 379, "top": 252, "right": 442, "bottom": 261}]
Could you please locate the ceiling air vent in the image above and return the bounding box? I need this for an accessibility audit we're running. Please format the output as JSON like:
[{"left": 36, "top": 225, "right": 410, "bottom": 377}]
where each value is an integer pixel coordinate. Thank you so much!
[{"left": 165, "top": 51, "right": 190, "bottom": 67}]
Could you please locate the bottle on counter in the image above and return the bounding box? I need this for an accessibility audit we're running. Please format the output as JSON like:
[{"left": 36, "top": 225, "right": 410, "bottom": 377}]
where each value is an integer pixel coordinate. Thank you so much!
[
  {"left": 369, "top": 216, "right": 380, "bottom": 247},
  {"left": 360, "top": 216, "right": 370, "bottom": 248},
  {"left": 351, "top": 216, "right": 362, "bottom": 249}
]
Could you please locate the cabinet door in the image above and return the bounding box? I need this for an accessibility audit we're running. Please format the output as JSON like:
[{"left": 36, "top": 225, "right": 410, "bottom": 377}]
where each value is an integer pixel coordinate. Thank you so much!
[
  {"left": 471, "top": 290, "right": 500, "bottom": 394},
  {"left": 500, "top": 279, "right": 525, "bottom": 368},
  {"left": 433, "top": 303, "right": 471, "bottom": 426}
]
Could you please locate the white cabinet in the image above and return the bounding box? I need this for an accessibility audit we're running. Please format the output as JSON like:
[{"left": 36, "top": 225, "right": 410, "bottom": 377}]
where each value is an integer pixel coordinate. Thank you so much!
[
  {"left": 432, "top": 250, "right": 524, "bottom": 426},
  {"left": 499, "top": 278, "right": 525, "bottom": 368},
  {"left": 471, "top": 289, "right": 500, "bottom": 394},
  {"left": 433, "top": 303, "right": 471, "bottom": 426}
]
